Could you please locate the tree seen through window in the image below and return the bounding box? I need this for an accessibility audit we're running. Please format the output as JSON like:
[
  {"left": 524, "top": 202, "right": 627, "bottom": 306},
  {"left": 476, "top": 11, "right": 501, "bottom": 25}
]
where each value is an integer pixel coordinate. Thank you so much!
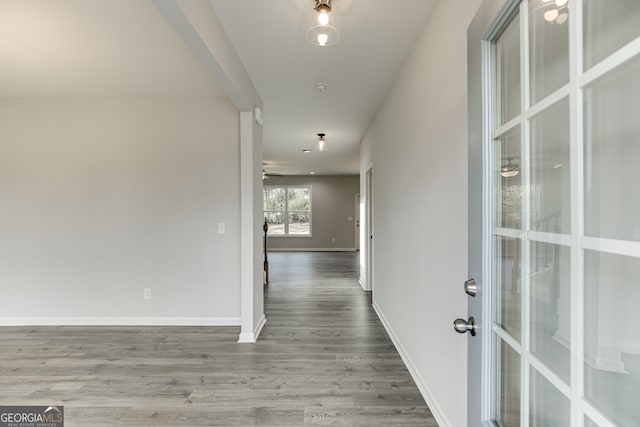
[{"left": 263, "top": 186, "right": 311, "bottom": 235}]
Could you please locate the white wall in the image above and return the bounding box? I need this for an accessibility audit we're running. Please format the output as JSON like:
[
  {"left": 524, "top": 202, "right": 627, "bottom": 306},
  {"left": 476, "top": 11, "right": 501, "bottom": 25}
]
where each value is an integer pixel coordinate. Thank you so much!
[
  {"left": 265, "top": 175, "right": 360, "bottom": 251},
  {"left": 360, "top": 1, "right": 481, "bottom": 426},
  {"left": 0, "top": 97, "right": 241, "bottom": 324}
]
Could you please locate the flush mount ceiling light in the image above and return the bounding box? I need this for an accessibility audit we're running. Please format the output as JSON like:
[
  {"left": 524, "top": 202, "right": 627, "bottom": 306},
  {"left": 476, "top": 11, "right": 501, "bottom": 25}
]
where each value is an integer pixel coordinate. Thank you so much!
[
  {"left": 316, "top": 133, "right": 328, "bottom": 152},
  {"left": 533, "top": 0, "right": 569, "bottom": 25},
  {"left": 306, "top": 0, "right": 340, "bottom": 47},
  {"left": 315, "top": 82, "right": 328, "bottom": 93},
  {"left": 501, "top": 158, "right": 520, "bottom": 178}
]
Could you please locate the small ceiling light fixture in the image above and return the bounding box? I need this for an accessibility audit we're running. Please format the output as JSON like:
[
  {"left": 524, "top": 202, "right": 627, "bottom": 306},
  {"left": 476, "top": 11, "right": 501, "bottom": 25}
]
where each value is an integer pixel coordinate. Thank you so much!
[
  {"left": 316, "top": 133, "right": 328, "bottom": 152},
  {"left": 315, "top": 82, "right": 328, "bottom": 93},
  {"left": 534, "top": 0, "right": 569, "bottom": 25},
  {"left": 302, "top": 149, "right": 312, "bottom": 153},
  {"left": 310, "top": 172, "right": 316, "bottom": 175},
  {"left": 315, "top": 0, "right": 331, "bottom": 25},
  {"left": 306, "top": 0, "right": 340, "bottom": 47},
  {"left": 501, "top": 158, "right": 520, "bottom": 178}
]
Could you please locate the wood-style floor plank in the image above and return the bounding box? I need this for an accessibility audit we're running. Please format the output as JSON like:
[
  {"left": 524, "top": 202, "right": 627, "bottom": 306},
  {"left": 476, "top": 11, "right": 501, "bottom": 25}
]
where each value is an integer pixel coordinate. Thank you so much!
[{"left": 0, "top": 252, "right": 436, "bottom": 426}]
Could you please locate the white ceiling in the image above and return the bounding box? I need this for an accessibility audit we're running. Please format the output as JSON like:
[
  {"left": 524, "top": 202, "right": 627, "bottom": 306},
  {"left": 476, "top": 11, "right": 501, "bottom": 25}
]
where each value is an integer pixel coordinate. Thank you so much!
[
  {"left": 0, "top": 0, "right": 436, "bottom": 175},
  {"left": 0, "top": 0, "right": 224, "bottom": 98},
  {"left": 210, "top": 0, "right": 437, "bottom": 175}
]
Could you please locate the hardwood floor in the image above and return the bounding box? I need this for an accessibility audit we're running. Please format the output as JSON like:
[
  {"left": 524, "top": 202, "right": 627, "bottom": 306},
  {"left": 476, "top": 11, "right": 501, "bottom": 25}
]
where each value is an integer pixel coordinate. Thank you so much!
[{"left": 0, "top": 252, "right": 436, "bottom": 426}]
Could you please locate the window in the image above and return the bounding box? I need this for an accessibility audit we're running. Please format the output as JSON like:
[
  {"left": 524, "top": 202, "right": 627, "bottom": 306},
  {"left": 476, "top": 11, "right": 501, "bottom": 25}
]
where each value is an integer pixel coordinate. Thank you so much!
[{"left": 263, "top": 186, "right": 311, "bottom": 236}]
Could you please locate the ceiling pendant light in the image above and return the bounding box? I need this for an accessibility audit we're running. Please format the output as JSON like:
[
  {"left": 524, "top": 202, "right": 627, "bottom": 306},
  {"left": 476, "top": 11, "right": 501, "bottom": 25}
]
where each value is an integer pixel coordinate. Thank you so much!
[
  {"left": 315, "top": 0, "right": 331, "bottom": 26},
  {"left": 306, "top": 0, "right": 340, "bottom": 47},
  {"left": 316, "top": 133, "right": 328, "bottom": 152}
]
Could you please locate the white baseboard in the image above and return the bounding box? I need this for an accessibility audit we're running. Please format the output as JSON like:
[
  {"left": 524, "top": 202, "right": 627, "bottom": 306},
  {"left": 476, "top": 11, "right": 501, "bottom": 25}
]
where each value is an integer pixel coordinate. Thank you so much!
[
  {"left": 594, "top": 344, "right": 628, "bottom": 373},
  {"left": 595, "top": 357, "right": 627, "bottom": 373},
  {"left": 238, "top": 314, "right": 267, "bottom": 343},
  {"left": 268, "top": 248, "right": 356, "bottom": 252},
  {"left": 359, "top": 276, "right": 368, "bottom": 291},
  {"left": 372, "top": 301, "right": 452, "bottom": 427},
  {"left": 0, "top": 317, "right": 241, "bottom": 326}
]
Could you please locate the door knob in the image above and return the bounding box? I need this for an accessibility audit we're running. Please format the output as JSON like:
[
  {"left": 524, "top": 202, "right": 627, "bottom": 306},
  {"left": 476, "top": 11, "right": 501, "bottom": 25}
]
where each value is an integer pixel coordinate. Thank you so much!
[{"left": 453, "top": 317, "right": 476, "bottom": 336}]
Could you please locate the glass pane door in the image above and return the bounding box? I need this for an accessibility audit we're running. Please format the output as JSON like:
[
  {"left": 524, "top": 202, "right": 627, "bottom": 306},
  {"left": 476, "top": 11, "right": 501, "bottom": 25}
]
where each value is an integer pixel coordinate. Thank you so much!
[{"left": 487, "top": 1, "right": 640, "bottom": 426}]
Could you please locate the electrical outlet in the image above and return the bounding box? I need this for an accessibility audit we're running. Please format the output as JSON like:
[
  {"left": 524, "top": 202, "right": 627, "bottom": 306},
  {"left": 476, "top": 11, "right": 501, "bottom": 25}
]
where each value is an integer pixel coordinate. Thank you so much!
[
  {"left": 331, "top": 237, "right": 336, "bottom": 243},
  {"left": 144, "top": 288, "right": 151, "bottom": 300},
  {"left": 218, "top": 223, "right": 226, "bottom": 234}
]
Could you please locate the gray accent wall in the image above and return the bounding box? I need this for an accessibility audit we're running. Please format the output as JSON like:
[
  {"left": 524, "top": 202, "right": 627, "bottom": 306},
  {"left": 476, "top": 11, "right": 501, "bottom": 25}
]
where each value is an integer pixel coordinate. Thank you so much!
[{"left": 264, "top": 175, "right": 359, "bottom": 251}]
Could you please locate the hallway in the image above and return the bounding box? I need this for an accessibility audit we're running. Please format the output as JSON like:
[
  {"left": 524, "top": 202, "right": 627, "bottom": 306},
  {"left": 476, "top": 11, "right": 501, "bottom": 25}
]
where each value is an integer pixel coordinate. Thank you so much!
[
  {"left": 0, "top": 252, "right": 435, "bottom": 426},
  {"left": 263, "top": 251, "right": 435, "bottom": 425}
]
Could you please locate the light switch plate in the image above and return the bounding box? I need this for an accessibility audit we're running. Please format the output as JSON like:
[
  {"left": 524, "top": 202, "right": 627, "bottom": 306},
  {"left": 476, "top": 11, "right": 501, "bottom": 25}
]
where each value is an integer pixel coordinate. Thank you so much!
[{"left": 218, "top": 223, "right": 226, "bottom": 234}]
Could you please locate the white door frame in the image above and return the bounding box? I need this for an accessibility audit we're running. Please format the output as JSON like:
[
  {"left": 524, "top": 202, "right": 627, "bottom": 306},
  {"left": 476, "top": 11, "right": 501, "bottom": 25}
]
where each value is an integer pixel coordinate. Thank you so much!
[
  {"left": 468, "top": 1, "right": 511, "bottom": 424},
  {"left": 365, "top": 167, "right": 374, "bottom": 293},
  {"left": 355, "top": 193, "right": 361, "bottom": 251}
]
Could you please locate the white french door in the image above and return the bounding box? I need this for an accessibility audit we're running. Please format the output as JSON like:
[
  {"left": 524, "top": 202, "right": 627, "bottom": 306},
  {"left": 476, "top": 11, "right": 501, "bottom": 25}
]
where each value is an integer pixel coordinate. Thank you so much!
[{"left": 467, "top": 1, "right": 640, "bottom": 426}]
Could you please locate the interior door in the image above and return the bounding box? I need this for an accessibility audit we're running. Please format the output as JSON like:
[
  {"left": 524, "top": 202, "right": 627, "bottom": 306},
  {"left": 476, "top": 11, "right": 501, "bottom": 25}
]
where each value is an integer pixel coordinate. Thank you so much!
[{"left": 467, "top": 1, "right": 640, "bottom": 426}]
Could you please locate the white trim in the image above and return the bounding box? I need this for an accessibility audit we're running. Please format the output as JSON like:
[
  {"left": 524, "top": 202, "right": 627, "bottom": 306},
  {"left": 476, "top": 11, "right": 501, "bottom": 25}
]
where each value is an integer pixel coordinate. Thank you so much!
[
  {"left": 354, "top": 193, "right": 361, "bottom": 252},
  {"left": 495, "top": 115, "right": 521, "bottom": 138},
  {"left": 268, "top": 248, "right": 356, "bottom": 252},
  {"left": 493, "top": 324, "right": 522, "bottom": 355},
  {"left": 528, "top": 353, "right": 571, "bottom": 399},
  {"left": 581, "top": 236, "right": 640, "bottom": 259},
  {"left": 372, "top": 301, "right": 452, "bottom": 427},
  {"left": 569, "top": 1, "right": 585, "bottom": 425},
  {"left": 581, "top": 400, "right": 617, "bottom": 427},
  {"left": 480, "top": 27, "right": 498, "bottom": 425},
  {"left": 520, "top": 6, "right": 531, "bottom": 424},
  {"left": 0, "top": 317, "right": 241, "bottom": 326},
  {"left": 358, "top": 265, "right": 367, "bottom": 291},
  {"left": 237, "top": 314, "right": 266, "bottom": 343},
  {"left": 267, "top": 235, "right": 313, "bottom": 238},
  {"left": 494, "top": 227, "right": 524, "bottom": 239},
  {"left": 239, "top": 111, "right": 262, "bottom": 343},
  {"left": 594, "top": 358, "right": 627, "bottom": 374},
  {"left": 365, "top": 167, "right": 374, "bottom": 294},
  {"left": 525, "top": 84, "right": 570, "bottom": 120},
  {"left": 527, "top": 230, "right": 572, "bottom": 246},
  {"left": 264, "top": 184, "right": 313, "bottom": 237},
  {"left": 580, "top": 35, "right": 640, "bottom": 88}
]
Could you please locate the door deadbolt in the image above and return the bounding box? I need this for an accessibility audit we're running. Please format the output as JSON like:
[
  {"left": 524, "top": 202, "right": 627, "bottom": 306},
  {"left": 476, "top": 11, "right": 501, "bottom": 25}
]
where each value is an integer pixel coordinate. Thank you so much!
[
  {"left": 453, "top": 317, "right": 476, "bottom": 336},
  {"left": 464, "top": 278, "right": 477, "bottom": 297}
]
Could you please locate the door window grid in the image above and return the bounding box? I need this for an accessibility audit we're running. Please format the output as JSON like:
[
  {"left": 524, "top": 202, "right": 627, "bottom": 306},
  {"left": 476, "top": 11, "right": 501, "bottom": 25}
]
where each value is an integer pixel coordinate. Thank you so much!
[{"left": 488, "top": 1, "right": 640, "bottom": 426}]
